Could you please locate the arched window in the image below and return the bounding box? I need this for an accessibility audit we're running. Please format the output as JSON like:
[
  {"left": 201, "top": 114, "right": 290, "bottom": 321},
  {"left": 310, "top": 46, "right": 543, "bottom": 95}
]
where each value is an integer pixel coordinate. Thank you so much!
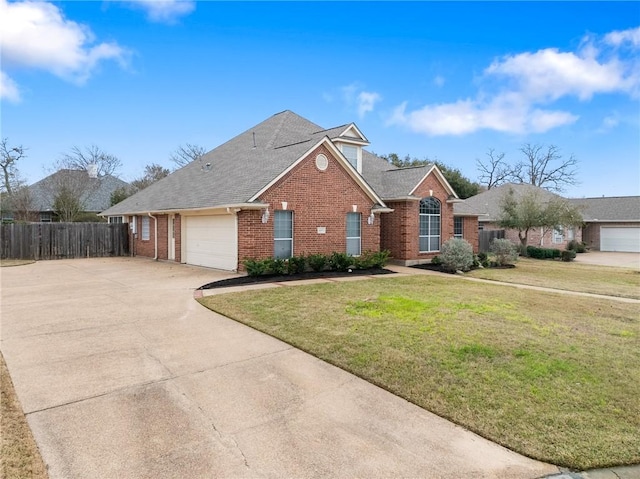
[{"left": 419, "top": 197, "right": 440, "bottom": 252}]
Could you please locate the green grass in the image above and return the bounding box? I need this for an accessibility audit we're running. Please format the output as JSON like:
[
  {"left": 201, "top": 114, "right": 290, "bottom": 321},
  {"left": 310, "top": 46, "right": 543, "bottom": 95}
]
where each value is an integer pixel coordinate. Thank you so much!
[
  {"left": 467, "top": 257, "right": 640, "bottom": 299},
  {"left": 199, "top": 276, "right": 640, "bottom": 470}
]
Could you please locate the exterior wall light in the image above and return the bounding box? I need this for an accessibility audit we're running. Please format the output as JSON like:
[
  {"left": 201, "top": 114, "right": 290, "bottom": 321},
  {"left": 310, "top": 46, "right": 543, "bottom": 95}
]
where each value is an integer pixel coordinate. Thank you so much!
[{"left": 261, "top": 208, "right": 270, "bottom": 224}]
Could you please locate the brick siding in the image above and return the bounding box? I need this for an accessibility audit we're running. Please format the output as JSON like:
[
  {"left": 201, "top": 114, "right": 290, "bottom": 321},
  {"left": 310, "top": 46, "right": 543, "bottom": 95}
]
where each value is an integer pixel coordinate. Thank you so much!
[
  {"left": 237, "top": 144, "right": 380, "bottom": 268},
  {"left": 482, "top": 222, "right": 582, "bottom": 250}
]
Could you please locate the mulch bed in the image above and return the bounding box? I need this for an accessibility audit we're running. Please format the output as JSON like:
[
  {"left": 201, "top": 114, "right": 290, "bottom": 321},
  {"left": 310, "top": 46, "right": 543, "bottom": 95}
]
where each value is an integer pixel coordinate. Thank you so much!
[
  {"left": 198, "top": 268, "right": 395, "bottom": 290},
  {"left": 410, "top": 263, "right": 516, "bottom": 273}
]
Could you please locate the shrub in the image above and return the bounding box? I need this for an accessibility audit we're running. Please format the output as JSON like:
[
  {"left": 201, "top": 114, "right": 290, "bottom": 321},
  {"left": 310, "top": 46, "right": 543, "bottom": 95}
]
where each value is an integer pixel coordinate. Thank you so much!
[
  {"left": 576, "top": 242, "right": 587, "bottom": 253},
  {"left": 354, "top": 250, "right": 390, "bottom": 270},
  {"left": 430, "top": 255, "right": 441, "bottom": 265},
  {"left": 567, "top": 240, "right": 579, "bottom": 252},
  {"left": 328, "top": 252, "right": 353, "bottom": 272},
  {"left": 477, "top": 252, "right": 488, "bottom": 262},
  {"left": 561, "top": 250, "right": 577, "bottom": 262},
  {"left": 490, "top": 238, "right": 519, "bottom": 266},
  {"left": 439, "top": 238, "right": 474, "bottom": 273},
  {"left": 243, "top": 258, "right": 268, "bottom": 277},
  {"left": 307, "top": 253, "right": 327, "bottom": 272},
  {"left": 287, "top": 255, "right": 306, "bottom": 274},
  {"left": 526, "top": 246, "right": 562, "bottom": 260},
  {"left": 266, "top": 258, "right": 287, "bottom": 275}
]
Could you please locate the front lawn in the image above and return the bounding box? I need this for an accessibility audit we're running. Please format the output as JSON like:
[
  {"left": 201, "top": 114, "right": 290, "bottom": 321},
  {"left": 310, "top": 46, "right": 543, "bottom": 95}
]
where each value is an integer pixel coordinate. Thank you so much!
[
  {"left": 467, "top": 257, "right": 640, "bottom": 299},
  {"left": 198, "top": 276, "right": 639, "bottom": 470}
]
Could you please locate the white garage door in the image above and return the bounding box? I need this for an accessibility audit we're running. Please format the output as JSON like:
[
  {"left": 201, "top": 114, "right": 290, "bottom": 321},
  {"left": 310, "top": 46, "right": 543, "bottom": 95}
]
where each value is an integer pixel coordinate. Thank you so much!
[
  {"left": 184, "top": 215, "right": 238, "bottom": 270},
  {"left": 600, "top": 227, "right": 640, "bottom": 253}
]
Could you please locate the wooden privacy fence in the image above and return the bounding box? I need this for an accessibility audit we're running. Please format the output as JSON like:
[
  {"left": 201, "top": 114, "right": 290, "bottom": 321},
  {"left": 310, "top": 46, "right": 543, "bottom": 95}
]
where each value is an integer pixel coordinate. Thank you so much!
[
  {"left": 1, "top": 223, "right": 129, "bottom": 260},
  {"left": 479, "top": 229, "right": 506, "bottom": 253}
]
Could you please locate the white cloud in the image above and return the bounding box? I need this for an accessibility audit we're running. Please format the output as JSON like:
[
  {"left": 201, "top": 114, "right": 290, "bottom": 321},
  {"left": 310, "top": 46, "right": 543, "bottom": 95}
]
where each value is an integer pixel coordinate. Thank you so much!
[
  {"left": 0, "top": 0, "right": 128, "bottom": 87},
  {"left": 0, "top": 71, "right": 20, "bottom": 102},
  {"left": 338, "top": 82, "right": 382, "bottom": 118},
  {"left": 389, "top": 26, "right": 639, "bottom": 136},
  {"left": 604, "top": 26, "right": 640, "bottom": 48},
  {"left": 357, "top": 91, "right": 382, "bottom": 118},
  {"left": 124, "top": 0, "right": 195, "bottom": 24}
]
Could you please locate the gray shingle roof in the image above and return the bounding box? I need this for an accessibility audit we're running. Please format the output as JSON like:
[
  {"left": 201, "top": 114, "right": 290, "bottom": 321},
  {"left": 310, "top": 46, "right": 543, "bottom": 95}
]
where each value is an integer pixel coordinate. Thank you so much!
[
  {"left": 29, "top": 170, "right": 129, "bottom": 213},
  {"left": 458, "top": 183, "right": 566, "bottom": 222},
  {"left": 568, "top": 196, "right": 640, "bottom": 222},
  {"left": 100, "top": 110, "right": 478, "bottom": 217}
]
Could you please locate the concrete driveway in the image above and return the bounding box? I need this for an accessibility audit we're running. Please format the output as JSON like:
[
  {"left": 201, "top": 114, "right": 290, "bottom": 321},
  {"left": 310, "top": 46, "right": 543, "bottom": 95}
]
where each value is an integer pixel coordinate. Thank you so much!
[
  {"left": 573, "top": 251, "right": 640, "bottom": 269},
  {"left": 1, "top": 258, "right": 558, "bottom": 479}
]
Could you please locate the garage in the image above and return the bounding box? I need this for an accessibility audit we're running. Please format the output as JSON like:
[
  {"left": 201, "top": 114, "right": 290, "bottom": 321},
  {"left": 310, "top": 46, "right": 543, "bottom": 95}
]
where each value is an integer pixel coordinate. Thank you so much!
[
  {"left": 600, "top": 227, "right": 640, "bottom": 253},
  {"left": 184, "top": 215, "right": 238, "bottom": 270}
]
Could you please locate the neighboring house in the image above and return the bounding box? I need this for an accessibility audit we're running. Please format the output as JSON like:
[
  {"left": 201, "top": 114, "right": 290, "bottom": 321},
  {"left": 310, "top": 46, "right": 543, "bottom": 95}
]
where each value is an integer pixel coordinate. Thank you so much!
[
  {"left": 101, "top": 110, "right": 479, "bottom": 271},
  {"left": 568, "top": 196, "right": 640, "bottom": 252},
  {"left": 459, "top": 183, "right": 582, "bottom": 250},
  {"left": 28, "top": 169, "right": 129, "bottom": 222}
]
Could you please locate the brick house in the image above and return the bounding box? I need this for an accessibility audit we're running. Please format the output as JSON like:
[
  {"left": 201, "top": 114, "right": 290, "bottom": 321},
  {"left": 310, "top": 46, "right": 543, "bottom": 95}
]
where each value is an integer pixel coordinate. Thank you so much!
[
  {"left": 568, "top": 196, "right": 640, "bottom": 252},
  {"left": 101, "top": 111, "right": 479, "bottom": 271},
  {"left": 460, "top": 183, "right": 583, "bottom": 250}
]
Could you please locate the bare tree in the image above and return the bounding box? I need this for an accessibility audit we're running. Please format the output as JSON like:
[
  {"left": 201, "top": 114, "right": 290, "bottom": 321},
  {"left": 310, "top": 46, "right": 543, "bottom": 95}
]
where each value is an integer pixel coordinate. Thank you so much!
[
  {"left": 511, "top": 143, "right": 579, "bottom": 193},
  {"left": 476, "top": 148, "right": 509, "bottom": 190},
  {"left": 169, "top": 143, "right": 206, "bottom": 168},
  {"left": 1, "top": 138, "right": 27, "bottom": 195},
  {"left": 131, "top": 163, "right": 170, "bottom": 192},
  {"left": 9, "top": 185, "right": 37, "bottom": 222},
  {"left": 44, "top": 167, "right": 99, "bottom": 222},
  {"left": 60, "top": 145, "right": 122, "bottom": 177}
]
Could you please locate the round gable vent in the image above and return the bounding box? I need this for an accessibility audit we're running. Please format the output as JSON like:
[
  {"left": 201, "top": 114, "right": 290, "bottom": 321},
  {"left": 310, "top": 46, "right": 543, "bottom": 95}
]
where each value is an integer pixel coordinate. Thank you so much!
[{"left": 315, "top": 154, "right": 328, "bottom": 171}]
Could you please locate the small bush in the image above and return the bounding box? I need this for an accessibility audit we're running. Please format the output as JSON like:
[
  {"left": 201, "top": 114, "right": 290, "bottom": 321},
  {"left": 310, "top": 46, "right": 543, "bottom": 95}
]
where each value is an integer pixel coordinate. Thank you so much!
[
  {"left": 561, "top": 250, "right": 577, "bottom": 262},
  {"left": 526, "top": 246, "right": 562, "bottom": 260},
  {"left": 430, "top": 255, "right": 441, "bottom": 265},
  {"left": 477, "top": 252, "right": 488, "bottom": 262},
  {"left": 354, "top": 250, "right": 390, "bottom": 270},
  {"left": 287, "top": 255, "right": 307, "bottom": 274},
  {"left": 266, "top": 258, "right": 287, "bottom": 275},
  {"left": 243, "top": 258, "right": 268, "bottom": 277},
  {"left": 567, "top": 240, "right": 579, "bottom": 252},
  {"left": 307, "top": 254, "right": 328, "bottom": 272},
  {"left": 490, "top": 238, "right": 519, "bottom": 266},
  {"left": 439, "top": 238, "right": 474, "bottom": 273},
  {"left": 329, "top": 252, "right": 353, "bottom": 272},
  {"left": 576, "top": 242, "right": 587, "bottom": 253}
]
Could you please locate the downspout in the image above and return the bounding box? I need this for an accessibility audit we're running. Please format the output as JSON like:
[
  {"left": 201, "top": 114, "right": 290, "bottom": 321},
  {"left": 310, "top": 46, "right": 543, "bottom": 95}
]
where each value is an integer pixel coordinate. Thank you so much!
[{"left": 148, "top": 212, "right": 158, "bottom": 260}]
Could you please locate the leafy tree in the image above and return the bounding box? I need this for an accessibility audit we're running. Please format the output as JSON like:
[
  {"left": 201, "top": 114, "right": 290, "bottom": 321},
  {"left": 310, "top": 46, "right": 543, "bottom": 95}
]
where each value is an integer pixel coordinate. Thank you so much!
[
  {"left": 110, "top": 186, "right": 132, "bottom": 206},
  {"left": 1, "top": 138, "right": 26, "bottom": 195},
  {"left": 498, "top": 187, "right": 583, "bottom": 254},
  {"left": 170, "top": 143, "right": 206, "bottom": 168},
  {"left": 131, "top": 163, "right": 170, "bottom": 192},
  {"left": 477, "top": 143, "right": 579, "bottom": 193},
  {"left": 60, "top": 145, "right": 122, "bottom": 178}
]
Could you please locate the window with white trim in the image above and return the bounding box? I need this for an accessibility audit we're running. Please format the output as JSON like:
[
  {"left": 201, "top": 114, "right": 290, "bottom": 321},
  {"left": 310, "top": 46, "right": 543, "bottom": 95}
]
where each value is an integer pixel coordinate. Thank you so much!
[
  {"left": 454, "top": 217, "right": 464, "bottom": 239},
  {"left": 346, "top": 212, "right": 361, "bottom": 256},
  {"left": 341, "top": 145, "right": 358, "bottom": 169},
  {"left": 553, "top": 226, "right": 564, "bottom": 244},
  {"left": 419, "top": 197, "right": 441, "bottom": 252},
  {"left": 109, "top": 216, "right": 123, "bottom": 224},
  {"left": 274, "top": 210, "right": 293, "bottom": 259},
  {"left": 141, "top": 216, "right": 150, "bottom": 240},
  {"left": 567, "top": 227, "right": 575, "bottom": 241}
]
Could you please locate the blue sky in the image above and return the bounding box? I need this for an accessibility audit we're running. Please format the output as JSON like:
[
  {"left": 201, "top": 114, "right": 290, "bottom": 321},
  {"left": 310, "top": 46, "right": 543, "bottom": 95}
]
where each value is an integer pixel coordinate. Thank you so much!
[{"left": 2, "top": 1, "right": 639, "bottom": 198}]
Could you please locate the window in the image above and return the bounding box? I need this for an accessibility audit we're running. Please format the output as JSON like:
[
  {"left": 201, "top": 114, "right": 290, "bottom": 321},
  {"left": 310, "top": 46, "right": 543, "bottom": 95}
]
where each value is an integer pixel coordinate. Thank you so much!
[
  {"left": 454, "top": 217, "right": 464, "bottom": 239},
  {"left": 341, "top": 145, "right": 358, "bottom": 169},
  {"left": 274, "top": 210, "right": 293, "bottom": 259},
  {"left": 40, "top": 212, "right": 52, "bottom": 223},
  {"left": 419, "top": 197, "right": 441, "bottom": 252},
  {"left": 553, "top": 226, "right": 564, "bottom": 244},
  {"left": 567, "top": 227, "right": 575, "bottom": 241},
  {"left": 108, "top": 216, "right": 123, "bottom": 224},
  {"left": 141, "top": 216, "right": 150, "bottom": 240},
  {"left": 346, "top": 212, "right": 361, "bottom": 256}
]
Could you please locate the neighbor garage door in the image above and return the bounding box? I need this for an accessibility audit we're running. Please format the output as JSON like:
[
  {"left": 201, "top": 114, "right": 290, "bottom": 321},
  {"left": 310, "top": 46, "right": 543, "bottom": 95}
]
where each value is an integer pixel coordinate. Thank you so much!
[
  {"left": 184, "top": 215, "right": 237, "bottom": 270},
  {"left": 600, "top": 227, "right": 640, "bottom": 253}
]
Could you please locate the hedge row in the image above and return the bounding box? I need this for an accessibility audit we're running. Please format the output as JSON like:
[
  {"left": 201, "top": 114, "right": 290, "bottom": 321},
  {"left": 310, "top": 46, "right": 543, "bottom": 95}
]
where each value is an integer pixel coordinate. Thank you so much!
[{"left": 242, "top": 250, "right": 390, "bottom": 277}]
